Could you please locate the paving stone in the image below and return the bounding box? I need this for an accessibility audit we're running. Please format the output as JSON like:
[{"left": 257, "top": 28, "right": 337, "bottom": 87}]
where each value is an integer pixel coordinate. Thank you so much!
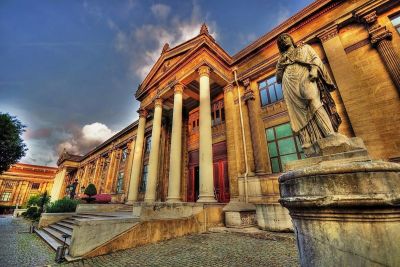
[{"left": 0, "top": 215, "right": 299, "bottom": 267}]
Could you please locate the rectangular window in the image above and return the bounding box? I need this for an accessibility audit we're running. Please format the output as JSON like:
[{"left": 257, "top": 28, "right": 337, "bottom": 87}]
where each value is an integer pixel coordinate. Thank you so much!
[
  {"left": 0, "top": 192, "right": 12, "bottom": 201},
  {"left": 116, "top": 171, "right": 124, "bottom": 193},
  {"left": 31, "top": 183, "right": 40, "bottom": 190},
  {"left": 121, "top": 148, "right": 128, "bottom": 162},
  {"left": 144, "top": 136, "right": 152, "bottom": 154},
  {"left": 266, "top": 123, "right": 304, "bottom": 173},
  {"left": 139, "top": 165, "right": 148, "bottom": 193},
  {"left": 259, "top": 75, "right": 284, "bottom": 106},
  {"left": 211, "top": 99, "right": 225, "bottom": 126},
  {"left": 390, "top": 13, "right": 400, "bottom": 34}
]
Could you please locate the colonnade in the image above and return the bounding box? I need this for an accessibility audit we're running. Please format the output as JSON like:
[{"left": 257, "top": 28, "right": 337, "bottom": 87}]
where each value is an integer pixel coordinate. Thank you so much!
[{"left": 127, "top": 65, "right": 217, "bottom": 203}]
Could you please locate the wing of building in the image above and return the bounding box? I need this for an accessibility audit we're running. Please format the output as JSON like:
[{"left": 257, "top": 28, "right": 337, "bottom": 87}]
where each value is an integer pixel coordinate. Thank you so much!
[
  {"left": 0, "top": 163, "right": 57, "bottom": 212},
  {"left": 51, "top": 0, "right": 400, "bottom": 229}
]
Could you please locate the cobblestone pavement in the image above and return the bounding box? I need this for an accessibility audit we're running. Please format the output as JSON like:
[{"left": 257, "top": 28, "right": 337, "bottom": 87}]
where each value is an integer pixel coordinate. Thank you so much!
[
  {"left": 0, "top": 215, "right": 55, "bottom": 267},
  {"left": 0, "top": 216, "right": 299, "bottom": 267}
]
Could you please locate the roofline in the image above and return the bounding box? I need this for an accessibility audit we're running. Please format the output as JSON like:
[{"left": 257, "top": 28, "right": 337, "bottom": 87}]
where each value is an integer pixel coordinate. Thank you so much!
[
  {"left": 79, "top": 119, "right": 139, "bottom": 161},
  {"left": 10, "top": 163, "right": 58, "bottom": 170},
  {"left": 232, "top": 0, "right": 337, "bottom": 62}
]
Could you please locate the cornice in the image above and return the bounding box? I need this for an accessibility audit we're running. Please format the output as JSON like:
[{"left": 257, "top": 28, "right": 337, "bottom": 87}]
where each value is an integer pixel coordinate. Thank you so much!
[{"left": 232, "top": 0, "right": 342, "bottom": 63}]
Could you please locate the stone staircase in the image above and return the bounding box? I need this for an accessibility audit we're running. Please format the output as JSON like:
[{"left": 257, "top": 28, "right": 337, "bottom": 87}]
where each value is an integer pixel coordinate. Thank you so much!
[{"left": 35, "top": 213, "right": 116, "bottom": 256}]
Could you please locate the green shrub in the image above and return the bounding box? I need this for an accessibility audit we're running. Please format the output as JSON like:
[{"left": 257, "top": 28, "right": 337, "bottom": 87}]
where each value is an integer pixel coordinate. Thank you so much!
[
  {"left": 46, "top": 197, "right": 79, "bottom": 213},
  {"left": 27, "top": 195, "right": 40, "bottom": 207},
  {"left": 22, "top": 206, "right": 40, "bottom": 221},
  {"left": 84, "top": 183, "right": 97, "bottom": 197}
]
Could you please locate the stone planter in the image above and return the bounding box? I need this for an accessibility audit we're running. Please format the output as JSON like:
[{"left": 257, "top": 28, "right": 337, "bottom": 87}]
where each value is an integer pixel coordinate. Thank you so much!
[{"left": 279, "top": 160, "right": 400, "bottom": 267}]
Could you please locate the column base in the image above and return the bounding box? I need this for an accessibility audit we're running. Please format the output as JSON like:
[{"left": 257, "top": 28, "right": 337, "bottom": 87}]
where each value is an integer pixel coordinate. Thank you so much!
[
  {"left": 166, "top": 197, "right": 182, "bottom": 203},
  {"left": 197, "top": 196, "right": 217, "bottom": 203},
  {"left": 144, "top": 198, "right": 155, "bottom": 203}
]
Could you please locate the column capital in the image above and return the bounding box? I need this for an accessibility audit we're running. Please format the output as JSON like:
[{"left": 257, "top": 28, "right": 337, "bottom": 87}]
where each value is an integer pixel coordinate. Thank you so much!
[
  {"left": 137, "top": 108, "right": 148, "bottom": 118},
  {"left": 317, "top": 25, "right": 338, "bottom": 43},
  {"left": 174, "top": 83, "right": 184, "bottom": 95},
  {"left": 198, "top": 65, "right": 211, "bottom": 77},
  {"left": 223, "top": 83, "right": 234, "bottom": 93},
  {"left": 154, "top": 97, "right": 163, "bottom": 108},
  {"left": 369, "top": 24, "right": 392, "bottom": 46},
  {"left": 363, "top": 11, "right": 377, "bottom": 24}
]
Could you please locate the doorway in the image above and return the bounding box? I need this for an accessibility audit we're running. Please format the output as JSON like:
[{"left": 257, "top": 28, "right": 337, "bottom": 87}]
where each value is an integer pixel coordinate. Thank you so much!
[{"left": 187, "top": 141, "right": 230, "bottom": 203}]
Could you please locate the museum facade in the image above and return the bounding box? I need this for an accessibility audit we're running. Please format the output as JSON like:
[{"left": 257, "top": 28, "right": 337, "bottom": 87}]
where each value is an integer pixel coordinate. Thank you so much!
[
  {"left": 51, "top": 0, "right": 400, "bottom": 227},
  {"left": 0, "top": 163, "right": 56, "bottom": 212}
]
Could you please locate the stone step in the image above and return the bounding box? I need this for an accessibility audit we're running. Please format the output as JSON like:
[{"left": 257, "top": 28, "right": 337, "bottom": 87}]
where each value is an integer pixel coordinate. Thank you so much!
[
  {"left": 43, "top": 227, "right": 71, "bottom": 246},
  {"left": 72, "top": 214, "right": 96, "bottom": 219},
  {"left": 35, "top": 228, "right": 64, "bottom": 251},
  {"left": 49, "top": 224, "right": 73, "bottom": 236},
  {"left": 57, "top": 221, "right": 75, "bottom": 230},
  {"left": 78, "top": 215, "right": 115, "bottom": 219},
  {"left": 62, "top": 218, "right": 77, "bottom": 225}
]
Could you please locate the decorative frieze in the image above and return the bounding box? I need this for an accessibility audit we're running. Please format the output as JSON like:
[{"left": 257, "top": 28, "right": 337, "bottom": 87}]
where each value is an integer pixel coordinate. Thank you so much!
[{"left": 317, "top": 25, "right": 338, "bottom": 43}]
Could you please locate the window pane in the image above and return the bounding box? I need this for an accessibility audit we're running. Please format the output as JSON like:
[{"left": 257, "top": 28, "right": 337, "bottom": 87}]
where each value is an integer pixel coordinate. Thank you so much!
[
  {"left": 278, "top": 138, "right": 297, "bottom": 155},
  {"left": 260, "top": 89, "right": 268, "bottom": 106},
  {"left": 280, "top": 154, "right": 299, "bottom": 168},
  {"left": 391, "top": 15, "right": 400, "bottom": 26},
  {"left": 269, "top": 85, "right": 277, "bottom": 103},
  {"left": 275, "top": 83, "right": 283, "bottom": 100},
  {"left": 266, "top": 128, "right": 275, "bottom": 141},
  {"left": 275, "top": 123, "right": 292, "bottom": 139},
  {"left": 259, "top": 81, "right": 267, "bottom": 88},
  {"left": 271, "top": 158, "right": 280, "bottom": 173},
  {"left": 268, "top": 76, "right": 276, "bottom": 84},
  {"left": 295, "top": 136, "right": 302, "bottom": 152},
  {"left": 268, "top": 142, "right": 278, "bottom": 157}
]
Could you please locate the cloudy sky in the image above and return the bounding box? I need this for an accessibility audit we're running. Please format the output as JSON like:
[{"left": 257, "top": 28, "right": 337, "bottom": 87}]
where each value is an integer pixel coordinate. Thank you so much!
[{"left": 0, "top": 0, "right": 314, "bottom": 166}]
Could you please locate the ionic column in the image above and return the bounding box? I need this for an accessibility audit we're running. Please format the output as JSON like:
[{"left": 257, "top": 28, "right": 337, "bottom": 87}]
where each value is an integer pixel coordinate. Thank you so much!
[
  {"left": 144, "top": 98, "right": 163, "bottom": 203},
  {"left": 127, "top": 108, "right": 148, "bottom": 203},
  {"left": 167, "top": 84, "right": 184, "bottom": 202},
  {"left": 197, "top": 65, "right": 217, "bottom": 203},
  {"left": 242, "top": 78, "right": 267, "bottom": 174},
  {"left": 363, "top": 11, "right": 400, "bottom": 93}
]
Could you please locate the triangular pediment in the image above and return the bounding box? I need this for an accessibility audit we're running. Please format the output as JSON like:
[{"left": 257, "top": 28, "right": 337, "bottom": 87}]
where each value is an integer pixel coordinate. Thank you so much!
[{"left": 136, "top": 27, "right": 232, "bottom": 99}]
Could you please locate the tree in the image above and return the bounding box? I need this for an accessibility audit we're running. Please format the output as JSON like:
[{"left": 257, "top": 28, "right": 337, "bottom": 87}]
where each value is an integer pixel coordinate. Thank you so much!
[{"left": 0, "top": 113, "right": 27, "bottom": 174}]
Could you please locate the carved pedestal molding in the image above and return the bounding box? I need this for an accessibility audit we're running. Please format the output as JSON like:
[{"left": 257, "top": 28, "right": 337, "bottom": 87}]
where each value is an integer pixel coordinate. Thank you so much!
[
  {"left": 242, "top": 78, "right": 266, "bottom": 174},
  {"left": 127, "top": 108, "right": 148, "bottom": 203},
  {"left": 167, "top": 84, "right": 184, "bottom": 202},
  {"left": 364, "top": 11, "right": 400, "bottom": 93},
  {"left": 145, "top": 98, "right": 163, "bottom": 203},
  {"left": 197, "top": 65, "right": 217, "bottom": 203}
]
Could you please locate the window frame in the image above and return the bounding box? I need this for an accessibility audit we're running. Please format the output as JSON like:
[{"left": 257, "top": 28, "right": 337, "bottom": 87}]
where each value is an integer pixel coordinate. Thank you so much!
[
  {"left": 139, "top": 165, "right": 148, "bottom": 193},
  {"left": 0, "top": 192, "right": 12, "bottom": 201},
  {"left": 390, "top": 13, "right": 400, "bottom": 34},
  {"left": 266, "top": 123, "right": 303, "bottom": 173},
  {"left": 258, "top": 75, "right": 284, "bottom": 107}
]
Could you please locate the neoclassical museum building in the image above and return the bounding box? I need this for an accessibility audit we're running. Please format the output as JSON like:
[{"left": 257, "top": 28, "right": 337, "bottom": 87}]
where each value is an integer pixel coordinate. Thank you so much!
[{"left": 50, "top": 0, "right": 400, "bottom": 228}]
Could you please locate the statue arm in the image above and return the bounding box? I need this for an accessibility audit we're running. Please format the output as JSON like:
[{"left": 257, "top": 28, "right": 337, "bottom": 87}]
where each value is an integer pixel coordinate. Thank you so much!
[{"left": 276, "top": 59, "right": 284, "bottom": 84}]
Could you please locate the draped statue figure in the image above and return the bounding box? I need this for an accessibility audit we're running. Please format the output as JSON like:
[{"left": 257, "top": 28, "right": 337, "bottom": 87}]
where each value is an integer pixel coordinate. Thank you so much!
[{"left": 276, "top": 33, "right": 341, "bottom": 155}]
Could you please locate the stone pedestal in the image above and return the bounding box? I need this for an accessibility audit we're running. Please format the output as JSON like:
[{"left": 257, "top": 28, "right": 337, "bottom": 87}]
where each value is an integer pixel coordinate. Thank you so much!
[
  {"left": 255, "top": 203, "right": 293, "bottom": 232},
  {"left": 279, "top": 138, "right": 400, "bottom": 267},
  {"left": 223, "top": 202, "right": 256, "bottom": 228}
]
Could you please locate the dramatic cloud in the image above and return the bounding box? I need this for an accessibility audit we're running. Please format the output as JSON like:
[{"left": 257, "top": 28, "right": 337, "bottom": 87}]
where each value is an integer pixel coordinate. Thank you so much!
[
  {"left": 151, "top": 4, "right": 171, "bottom": 20},
  {"left": 108, "top": 1, "right": 218, "bottom": 81},
  {"left": 57, "top": 122, "right": 115, "bottom": 155}
]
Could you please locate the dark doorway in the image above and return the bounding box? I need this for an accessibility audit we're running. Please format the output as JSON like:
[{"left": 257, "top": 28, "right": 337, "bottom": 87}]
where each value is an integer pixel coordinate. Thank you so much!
[{"left": 187, "top": 141, "right": 230, "bottom": 203}]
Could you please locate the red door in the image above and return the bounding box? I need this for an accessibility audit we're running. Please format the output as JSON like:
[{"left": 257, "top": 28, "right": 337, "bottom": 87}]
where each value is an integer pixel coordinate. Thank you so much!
[{"left": 187, "top": 141, "right": 230, "bottom": 203}]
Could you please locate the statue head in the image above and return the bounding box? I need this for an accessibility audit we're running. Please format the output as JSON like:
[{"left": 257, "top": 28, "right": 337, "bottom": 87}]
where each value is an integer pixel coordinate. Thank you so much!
[{"left": 277, "top": 33, "right": 296, "bottom": 53}]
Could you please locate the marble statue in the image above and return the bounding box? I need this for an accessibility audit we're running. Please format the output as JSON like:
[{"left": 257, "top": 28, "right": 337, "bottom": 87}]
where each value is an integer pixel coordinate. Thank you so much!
[{"left": 276, "top": 33, "right": 341, "bottom": 155}]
